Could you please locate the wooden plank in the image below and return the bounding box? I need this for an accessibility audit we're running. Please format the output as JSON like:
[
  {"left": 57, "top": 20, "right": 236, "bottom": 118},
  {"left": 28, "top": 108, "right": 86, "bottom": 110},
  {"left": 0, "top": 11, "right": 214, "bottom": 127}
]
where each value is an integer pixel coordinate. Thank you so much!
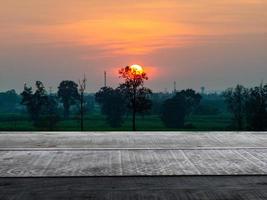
[
  {"left": 1, "top": 132, "right": 267, "bottom": 149},
  {"left": 0, "top": 176, "right": 267, "bottom": 200},
  {"left": 1, "top": 149, "right": 267, "bottom": 176}
]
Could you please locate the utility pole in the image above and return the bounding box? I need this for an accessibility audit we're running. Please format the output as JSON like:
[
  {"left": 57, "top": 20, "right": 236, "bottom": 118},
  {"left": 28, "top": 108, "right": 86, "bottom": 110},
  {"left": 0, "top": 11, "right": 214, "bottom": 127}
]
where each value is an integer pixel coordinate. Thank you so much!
[
  {"left": 201, "top": 86, "right": 205, "bottom": 95},
  {"left": 173, "top": 81, "right": 177, "bottom": 93},
  {"left": 48, "top": 86, "right": 53, "bottom": 131},
  {"left": 104, "top": 71, "right": 107, "bottom": 87},
  {"left": 79, "top": 74, "right": 87, "bottom": 131},
  {"left": 133, "top": 83, "right": 137, "bottom": 131}
]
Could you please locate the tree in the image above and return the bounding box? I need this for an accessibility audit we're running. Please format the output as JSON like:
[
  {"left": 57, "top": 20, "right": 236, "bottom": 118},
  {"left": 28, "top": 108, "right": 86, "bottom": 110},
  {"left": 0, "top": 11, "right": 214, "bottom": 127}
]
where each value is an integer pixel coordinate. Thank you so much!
[
  {"left": 118, "top": 65, "right": 151, "bottom": 131},
  {"left": 21, "top": 81, "right": 60, "bottom": 130},
  {"left": 179, "top": 89, "right": 202, "bottom": 114},
  {"left": 245, "top": 84, "right": 267, "bottom": 130},
  {"left": 21, "top": 81, "right": 48, "bottom": 123},
  {"left": 95, "top": 87, "right": 126, "bottom": 127},
  {"left": 35, "top": 94, "right": 60, "bottom": 131},
  {"left": 223, "top": 85, "right": 247, "bottom": 130},
  {"left": 161, "top": 95, "right": 186, "bottom": 128},
  {"left": 135, "top": 87, "right": 153, "bottom": 117},
  {"left": 161, "top": 89, "right": 201, "bottom": 128},
  {"left": 78, "top": 75, "right": 87, "bottom": 131},
  {"left": 45, "top": 92, "right": 60, "bottom": 131},
  {"left": 0, "top": 90, "right": 20, "bottom": 112},
  {"left": 57, "top": 80, "right": 79, "bottom": 118}
]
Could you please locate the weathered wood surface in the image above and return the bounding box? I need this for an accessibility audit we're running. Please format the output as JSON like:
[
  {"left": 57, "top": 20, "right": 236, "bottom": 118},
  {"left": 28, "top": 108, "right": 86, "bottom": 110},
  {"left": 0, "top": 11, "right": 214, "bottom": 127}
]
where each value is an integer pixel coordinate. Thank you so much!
[
  {"left": 1, "top": 176, "right": 267, "bottom": 200},
  {"left": 1, "top": 132, "right": 267, "bottom": 148},
  {"left": 0, "top": 132, "right": 267, "bottom": 176},
  {"left": 0, "top": 149, "right": 267, "bottom": 176}
]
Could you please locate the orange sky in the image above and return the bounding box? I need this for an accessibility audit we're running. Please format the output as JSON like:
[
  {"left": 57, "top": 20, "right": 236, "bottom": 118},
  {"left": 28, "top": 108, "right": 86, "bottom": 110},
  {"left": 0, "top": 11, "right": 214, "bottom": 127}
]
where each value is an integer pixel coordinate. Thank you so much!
[{"left": 0, "top": 0, "right": 266, "bottom": 92}]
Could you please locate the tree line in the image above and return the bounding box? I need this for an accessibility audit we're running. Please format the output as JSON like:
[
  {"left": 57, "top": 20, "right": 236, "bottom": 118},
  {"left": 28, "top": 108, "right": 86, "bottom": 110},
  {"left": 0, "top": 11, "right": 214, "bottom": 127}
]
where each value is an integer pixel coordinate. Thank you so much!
[
  {"left": 96, "top": 66, "right": 204, "bottom": 130},
  {"left": 223, "top": 84, "right": 267, "bottom": 131},
  {"left": 18, "top": 66, "right": 205, "bottom": 131},
  {"left": 2, "top": 68, "right": 266, "bottom": 131},
  {"left": 21, "top": 80, "right": 82, "bottom": 130}
]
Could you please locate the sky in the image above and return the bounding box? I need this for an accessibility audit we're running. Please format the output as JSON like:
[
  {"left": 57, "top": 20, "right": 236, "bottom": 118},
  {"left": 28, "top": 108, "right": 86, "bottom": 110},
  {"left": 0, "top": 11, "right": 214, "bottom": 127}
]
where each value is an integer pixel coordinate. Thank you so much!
[{"left": 0, "top": 0, "right": 266, "bottom": 93}]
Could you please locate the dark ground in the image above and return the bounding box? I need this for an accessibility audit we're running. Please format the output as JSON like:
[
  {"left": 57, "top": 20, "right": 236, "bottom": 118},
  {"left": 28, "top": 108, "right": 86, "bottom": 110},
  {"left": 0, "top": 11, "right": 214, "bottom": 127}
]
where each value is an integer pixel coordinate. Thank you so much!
[{"left": 1, "top": 176, "right": 267, "bottom": 200}]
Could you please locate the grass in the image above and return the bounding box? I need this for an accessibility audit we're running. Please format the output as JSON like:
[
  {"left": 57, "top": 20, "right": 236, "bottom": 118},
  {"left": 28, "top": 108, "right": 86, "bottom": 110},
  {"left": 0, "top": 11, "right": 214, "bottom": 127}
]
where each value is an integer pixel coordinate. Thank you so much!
[{"left": 0, "top": 112, "right": 232, "bottom": 131}]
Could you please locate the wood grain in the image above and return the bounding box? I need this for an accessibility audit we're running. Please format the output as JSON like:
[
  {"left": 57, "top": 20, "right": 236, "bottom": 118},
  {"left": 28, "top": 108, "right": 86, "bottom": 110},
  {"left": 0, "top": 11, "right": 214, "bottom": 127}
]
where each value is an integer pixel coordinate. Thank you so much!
[{"left": 1, "top": 176, "right": 267, "bottom": 200}]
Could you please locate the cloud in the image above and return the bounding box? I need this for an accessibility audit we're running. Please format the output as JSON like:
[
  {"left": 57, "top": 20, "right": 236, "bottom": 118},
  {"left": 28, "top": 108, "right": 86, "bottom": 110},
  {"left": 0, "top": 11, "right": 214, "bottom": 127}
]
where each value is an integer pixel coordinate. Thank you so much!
[{"left": 0, "top": 0, "right": 266, "bottom": 91}]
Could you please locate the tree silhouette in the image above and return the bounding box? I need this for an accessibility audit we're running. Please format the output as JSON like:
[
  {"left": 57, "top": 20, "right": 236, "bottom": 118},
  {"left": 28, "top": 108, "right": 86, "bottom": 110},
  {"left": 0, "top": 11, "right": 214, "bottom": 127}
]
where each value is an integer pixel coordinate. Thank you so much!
[
  {"left": 245, "top": 84, "right": 267, "bottom": 130},
  {"left": 21, "top": 81, "right": 47, "bottom": 123},
  {"left": 44, "top": 93, "right": 60, "bottom": 131},
  {"left": 0, "top": 90, "right": 20, "bottom": 112},
  {"left": 57, "top": 80, "right": 79, "bottom": 118},
  {"left": 223, "top": 85, "right": 247, "bottom": 130},
  {"left": 78, "top": 75, "right": 87, "bottom": 131},
  {"left": 135, "top": 87, "right": 153, "bottom": 117},
  {"left": 161, "top": 89, "right": 201, "bottom": 128},
  {"left": 118, "top": 66, "right": 151, "bottom": 131},
  {"left": 95, "top": 87, "right": 126, "bottom": 127},
  {"left": 21, "top": 81, "right": 60, "bottom": 130}
]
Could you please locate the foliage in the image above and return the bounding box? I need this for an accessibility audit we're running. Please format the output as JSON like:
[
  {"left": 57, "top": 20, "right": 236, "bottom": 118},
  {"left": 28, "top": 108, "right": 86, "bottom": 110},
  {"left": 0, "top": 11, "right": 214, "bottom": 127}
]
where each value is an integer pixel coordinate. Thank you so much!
[
  {"left": 118, "top": 66, "right": 148, "bottom": 87},
  {"left": 161, "top": 89, "right": 201, "bottom": 128},
  {"left": 135, "top": 87, "right": 153, "bottom": 115},
  {"left": 223, "top": 85, "right": 248, "bottom": 130},
  {"left": 118, "top": 66, "right": 152, "bottom": 130},
  {"left": 150, "top": 93, "right": 171, "bottom": 115},
  {"left": 21, "top": 81, "right": 60, "bottom": 130},
  {"left": 194, "top": 97, "right": 222, "bottom": 116},
  {"left": 57, "top": 80, "right": 79, "bottom": 118},
  {"left": 118, "top": 83, "right": 152, "bottom": 115},
  {"left": 95, "top": 87, "right": 126, "bottom": 127},
  {"left": 223, "top": 83, "right": 267, "bottom": 131},
  {"left": 21, "top": 81, "right": 47, "bottom": 123},
  {"left": 245, "top": 84, "right": 267, "bottom": 130},
  {"left": 2, "top": 78, "right": 266, "bottom": 131},
  {"left": 36, "top": 94, "right": 60, "bottom": 131},
  {"left": 0, "top": 90, "right": 21, "bottom": 112}
]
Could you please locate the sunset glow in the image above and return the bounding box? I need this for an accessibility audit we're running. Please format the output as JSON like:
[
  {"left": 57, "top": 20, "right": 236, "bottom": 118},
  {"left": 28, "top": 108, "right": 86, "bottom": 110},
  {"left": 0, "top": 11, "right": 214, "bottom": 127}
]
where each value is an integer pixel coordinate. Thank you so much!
[{"left": 0, "top": 0, "right": 266, "bottom": 91}]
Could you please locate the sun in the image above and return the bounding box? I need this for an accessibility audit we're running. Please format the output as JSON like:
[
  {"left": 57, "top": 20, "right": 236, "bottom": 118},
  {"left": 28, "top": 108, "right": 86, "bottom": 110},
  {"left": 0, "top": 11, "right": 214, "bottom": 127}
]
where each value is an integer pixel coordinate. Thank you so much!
[{"left": 130, "top": 64, "right": 144, "bottom": 75}]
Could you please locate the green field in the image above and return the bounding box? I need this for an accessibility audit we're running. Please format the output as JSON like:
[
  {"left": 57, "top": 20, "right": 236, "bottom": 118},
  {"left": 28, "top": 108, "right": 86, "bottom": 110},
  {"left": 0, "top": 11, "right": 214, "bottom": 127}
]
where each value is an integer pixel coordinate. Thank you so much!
[{"left": 0, "top": 112, "right": 232, "bottom": 131}]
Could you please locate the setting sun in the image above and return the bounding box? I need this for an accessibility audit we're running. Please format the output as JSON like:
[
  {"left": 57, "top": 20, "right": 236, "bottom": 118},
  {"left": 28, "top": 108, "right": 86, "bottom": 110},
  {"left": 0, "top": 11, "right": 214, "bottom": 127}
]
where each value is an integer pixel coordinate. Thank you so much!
[{"left": 130, "top": 64, "right": 144, "bottom": 75}]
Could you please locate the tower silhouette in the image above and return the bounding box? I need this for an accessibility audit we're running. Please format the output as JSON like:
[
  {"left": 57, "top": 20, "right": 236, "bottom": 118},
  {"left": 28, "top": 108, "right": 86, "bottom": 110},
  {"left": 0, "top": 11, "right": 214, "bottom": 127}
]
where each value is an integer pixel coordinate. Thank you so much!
[
  {"left": 173, "top": 81, "right": 177, "bottom": 93},
  {"left": 201, "top": 86, "right": 205, "bottom": 94},
  {"left": 104, "top": 71, "right": 107, "bottom": 87}
]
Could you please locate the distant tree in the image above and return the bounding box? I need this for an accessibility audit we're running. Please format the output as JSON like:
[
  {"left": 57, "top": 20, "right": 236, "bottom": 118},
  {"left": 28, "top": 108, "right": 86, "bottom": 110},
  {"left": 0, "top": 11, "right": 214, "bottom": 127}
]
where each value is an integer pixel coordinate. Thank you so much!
[
  {"left": 223, "top": 85, "right": 247, "bottom": 130},
  {"left": 95, "top": 87, "right": 126, "bottom": 127},
  {"left": 78, "top": 75, "right": 87, "bottom": 131},
  {"left": 135, "top": 87, "right": 153, "bottom": 117},
  {"left": 161, "top": 89, "right": 201, "bottom": 128},
  {"left": 21, "top": 84, "right": 35, "bottom": 119},
  {"left": 194, "top": 104, "right": 220, "bottom": 115},
  {"left": 118, "top": 83, "right": 152, "bottom": 116},
  {"left": 118, "top": 66, "right": 151, "bottom": 131},
  {"left": 21, "top": 81, "right": 48, "bottom": 123},
  {"left": 194, "top": 93, "right": 226, "bottom": 115},
  {"left": 58, "top": 80, "right": 79, "bottom": 118},
  {"left": 245, "top": 84, "right": 267, "bottom": 130},
  {"left": 0, "top": 90, "right": 21, "bottom": 112},
  {"left": 180, "top": 89, "right": 202, "bottom": 114},
  {"left": 21, "top": 81, "right": 60, "bottom": 130},
  {"left": 35, "top": 94, "right": 60, "bottom": 131},
  {"left": 161, "top": 95, "right": 186, "bottom": 128},
  {"left": 150, "top": 93, "right": 172, "bottom": 115}
]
